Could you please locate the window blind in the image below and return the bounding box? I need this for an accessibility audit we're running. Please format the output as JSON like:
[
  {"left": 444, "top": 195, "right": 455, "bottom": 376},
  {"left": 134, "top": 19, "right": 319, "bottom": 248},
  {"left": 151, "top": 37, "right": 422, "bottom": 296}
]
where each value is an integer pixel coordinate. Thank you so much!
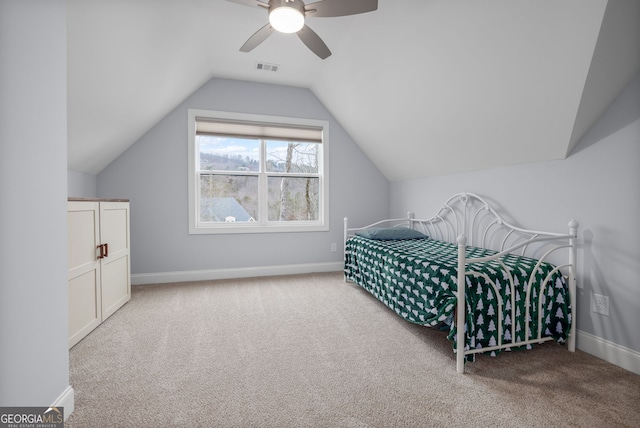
[{"left": 196, "top": 117, "right": 323, "bottom": 143}]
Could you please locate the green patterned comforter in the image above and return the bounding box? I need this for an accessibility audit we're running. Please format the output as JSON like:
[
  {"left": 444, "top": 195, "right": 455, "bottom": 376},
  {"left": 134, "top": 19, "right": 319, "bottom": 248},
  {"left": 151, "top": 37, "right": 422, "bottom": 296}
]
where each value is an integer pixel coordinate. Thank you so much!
[{"left": 344, "top": 235, "right": 571, "bottom": 359}]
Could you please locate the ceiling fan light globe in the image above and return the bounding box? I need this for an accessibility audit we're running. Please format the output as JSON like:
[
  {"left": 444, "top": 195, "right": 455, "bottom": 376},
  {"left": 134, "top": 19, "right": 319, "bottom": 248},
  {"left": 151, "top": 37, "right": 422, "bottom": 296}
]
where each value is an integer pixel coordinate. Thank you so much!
[{"left": 269, "top": 7, "right": 304, "bottom": 33}]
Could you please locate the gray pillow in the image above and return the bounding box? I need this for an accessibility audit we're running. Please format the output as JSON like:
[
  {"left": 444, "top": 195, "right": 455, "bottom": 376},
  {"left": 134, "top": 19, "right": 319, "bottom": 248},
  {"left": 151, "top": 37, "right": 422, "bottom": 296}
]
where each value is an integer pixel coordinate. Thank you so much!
[{"left": 355, "top": 227, "right": 428, "bottom": 240}]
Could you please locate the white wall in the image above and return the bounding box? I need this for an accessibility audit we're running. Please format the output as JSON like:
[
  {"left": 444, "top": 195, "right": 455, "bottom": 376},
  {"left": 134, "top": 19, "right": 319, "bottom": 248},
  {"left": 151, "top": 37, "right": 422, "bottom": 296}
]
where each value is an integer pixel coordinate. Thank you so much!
[
  {"left": 390, "top": 72, "right": 640, "bottom": 356},
  {"left": 0, "top": 0, "right": 72, "bottom": 408},
  {"left": 97, "top": 78, "right": 389, "bottom": 279},
  {"left": 68, "top": 170, "right": 97, "bottom": 198}
]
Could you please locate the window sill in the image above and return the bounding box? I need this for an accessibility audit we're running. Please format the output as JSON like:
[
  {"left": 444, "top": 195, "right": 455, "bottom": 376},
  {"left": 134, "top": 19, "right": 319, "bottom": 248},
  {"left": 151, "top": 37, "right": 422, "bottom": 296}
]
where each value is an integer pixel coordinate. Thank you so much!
[{"left": 188, "top": 223, "right": 329, "bottom": 235}]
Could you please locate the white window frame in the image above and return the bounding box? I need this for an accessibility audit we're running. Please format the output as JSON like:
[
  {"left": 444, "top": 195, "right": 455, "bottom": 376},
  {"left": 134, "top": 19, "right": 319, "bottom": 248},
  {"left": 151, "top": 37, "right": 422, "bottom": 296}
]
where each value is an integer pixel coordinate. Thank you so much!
[{"left": 188, "top": 109, "right": 329, "bottom": 234}]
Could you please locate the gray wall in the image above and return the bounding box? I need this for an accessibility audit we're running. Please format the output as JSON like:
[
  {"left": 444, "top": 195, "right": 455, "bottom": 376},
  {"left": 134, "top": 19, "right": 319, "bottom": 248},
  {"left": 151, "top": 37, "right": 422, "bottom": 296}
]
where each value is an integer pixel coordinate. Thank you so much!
[
  {"left": 0, "top": 0, "right": 70, "bottom": 406},
  {"left": 390, "top": 72, "right": 640, "bottom": 353},
  {"left": 98, "top": 78, "right": 389, "bottom": 275},
  {"left": 68, "top": 170, "right": 97, "bottom": 198}
]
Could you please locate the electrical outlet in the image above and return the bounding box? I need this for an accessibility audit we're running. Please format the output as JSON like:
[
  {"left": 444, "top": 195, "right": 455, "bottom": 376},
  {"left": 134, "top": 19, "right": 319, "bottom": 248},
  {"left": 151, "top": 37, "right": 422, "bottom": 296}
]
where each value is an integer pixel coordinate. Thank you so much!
[
  {"left": 591, "top": 293, "right": 609, "bottom": 316},
  {"left": 330, "top": 243, "right": 337, "bottom": 252}
]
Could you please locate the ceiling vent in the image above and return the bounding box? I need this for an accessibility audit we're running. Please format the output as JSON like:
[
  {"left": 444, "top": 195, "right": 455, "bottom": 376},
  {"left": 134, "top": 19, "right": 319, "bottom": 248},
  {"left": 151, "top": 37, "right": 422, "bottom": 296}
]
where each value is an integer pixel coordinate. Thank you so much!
[{"left": 256, "top": 62, "right": 279, "bottom": 72}]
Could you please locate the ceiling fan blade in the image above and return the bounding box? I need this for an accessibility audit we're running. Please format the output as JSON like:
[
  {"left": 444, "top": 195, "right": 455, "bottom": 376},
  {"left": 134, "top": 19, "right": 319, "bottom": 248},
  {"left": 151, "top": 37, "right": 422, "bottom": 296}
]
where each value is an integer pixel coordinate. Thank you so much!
[
  {"left": 297, "top": 25, "right": 331, "bottom": 59},
  {"left": 227, "top": 0, "right": 269, "bottom": 9},
  {"left": 240, "top": 23, "right": 275, "bottom": 52},
  {"left": 305, "top": 0, "right": 378, "bottom": 17}
]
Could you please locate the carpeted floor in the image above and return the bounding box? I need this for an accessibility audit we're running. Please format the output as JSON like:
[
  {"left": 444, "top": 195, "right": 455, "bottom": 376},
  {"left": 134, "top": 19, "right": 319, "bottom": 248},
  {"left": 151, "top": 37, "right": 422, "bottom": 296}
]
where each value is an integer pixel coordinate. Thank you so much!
[{"left": 67, "top": 272, "right": 640, "bottom": 427}]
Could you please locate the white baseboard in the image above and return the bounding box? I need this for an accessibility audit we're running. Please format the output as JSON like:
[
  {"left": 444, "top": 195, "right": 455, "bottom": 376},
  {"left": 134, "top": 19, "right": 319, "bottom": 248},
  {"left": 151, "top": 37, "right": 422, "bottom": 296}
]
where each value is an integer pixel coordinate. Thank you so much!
[
  {"left": 51, "top": 385, "right": 74, "bottom": 421},
  {"left": 577, "top": 330, "right": 640, "bottom": 375},
  {"left": 131, "top": 262, "right": 344, "bottom": 285}
]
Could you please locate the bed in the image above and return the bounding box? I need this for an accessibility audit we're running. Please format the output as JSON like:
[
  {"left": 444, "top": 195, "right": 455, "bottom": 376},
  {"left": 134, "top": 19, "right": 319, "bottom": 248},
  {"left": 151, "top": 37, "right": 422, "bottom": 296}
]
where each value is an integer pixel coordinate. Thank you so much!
[{"left": 344, "top": 193, "right": 578, "bottom": 373}]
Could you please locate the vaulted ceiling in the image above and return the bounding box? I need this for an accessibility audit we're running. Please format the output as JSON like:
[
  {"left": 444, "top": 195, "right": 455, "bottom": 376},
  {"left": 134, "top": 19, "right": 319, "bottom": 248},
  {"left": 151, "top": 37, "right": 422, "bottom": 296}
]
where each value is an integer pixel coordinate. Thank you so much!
[{"left": 67, "top": 0, "right": 640, "bottom": 181}]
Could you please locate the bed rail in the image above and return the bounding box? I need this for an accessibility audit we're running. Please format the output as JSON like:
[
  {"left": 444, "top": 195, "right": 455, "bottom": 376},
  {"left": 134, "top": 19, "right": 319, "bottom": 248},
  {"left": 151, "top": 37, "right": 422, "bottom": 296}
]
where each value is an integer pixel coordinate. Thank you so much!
[{"left": 344, "top": 192, "right": 578, "bottom": 374}]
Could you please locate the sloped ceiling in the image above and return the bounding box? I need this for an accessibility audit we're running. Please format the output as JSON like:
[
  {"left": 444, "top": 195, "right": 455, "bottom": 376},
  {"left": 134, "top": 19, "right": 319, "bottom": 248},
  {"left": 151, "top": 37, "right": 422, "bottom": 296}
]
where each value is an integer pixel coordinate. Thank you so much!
[{"left": 67, "top": 0, "right": 640, "bottom": 181}]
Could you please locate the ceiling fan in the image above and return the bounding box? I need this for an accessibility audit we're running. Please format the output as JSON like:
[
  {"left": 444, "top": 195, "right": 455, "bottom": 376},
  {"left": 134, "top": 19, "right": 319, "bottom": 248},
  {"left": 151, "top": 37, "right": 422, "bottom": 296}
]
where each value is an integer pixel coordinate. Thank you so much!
[{"left": 227, "top": 0, "right": 378, "bottom": 59}]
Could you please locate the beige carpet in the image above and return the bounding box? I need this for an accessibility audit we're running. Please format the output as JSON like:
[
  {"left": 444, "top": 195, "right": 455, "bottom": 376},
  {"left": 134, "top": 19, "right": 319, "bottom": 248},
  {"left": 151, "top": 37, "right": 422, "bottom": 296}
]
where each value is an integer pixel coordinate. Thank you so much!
[{"left": 67, "top": 272, "right": 640, "bottom": 427}]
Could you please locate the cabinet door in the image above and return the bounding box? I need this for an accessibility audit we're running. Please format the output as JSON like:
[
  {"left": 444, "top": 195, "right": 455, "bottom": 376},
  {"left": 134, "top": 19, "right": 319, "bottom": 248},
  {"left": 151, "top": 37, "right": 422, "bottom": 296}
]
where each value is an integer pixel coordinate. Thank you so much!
[
  {"left": 100, "top": 202, "right": 131, "bottom": 320},
  {"left": 68, "top": 202, "right": 101, "bottom": 348}
]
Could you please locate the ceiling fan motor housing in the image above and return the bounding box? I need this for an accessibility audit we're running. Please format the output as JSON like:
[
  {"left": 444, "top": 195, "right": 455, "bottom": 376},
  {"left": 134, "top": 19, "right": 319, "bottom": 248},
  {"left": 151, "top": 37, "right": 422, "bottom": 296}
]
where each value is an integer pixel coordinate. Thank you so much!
[
  {"left": 270, "top": 0, "right": 305, "bottom": 10},
  {"left": 269, "top": 0, "right": 305, "bottom": 16}
]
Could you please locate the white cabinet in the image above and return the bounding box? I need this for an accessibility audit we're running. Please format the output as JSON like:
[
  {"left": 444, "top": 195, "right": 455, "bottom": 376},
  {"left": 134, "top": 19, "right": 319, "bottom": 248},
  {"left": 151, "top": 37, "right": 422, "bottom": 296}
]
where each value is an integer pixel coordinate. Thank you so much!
[{"left": 68, "top": 199, "right": 131, "bottom": 348}]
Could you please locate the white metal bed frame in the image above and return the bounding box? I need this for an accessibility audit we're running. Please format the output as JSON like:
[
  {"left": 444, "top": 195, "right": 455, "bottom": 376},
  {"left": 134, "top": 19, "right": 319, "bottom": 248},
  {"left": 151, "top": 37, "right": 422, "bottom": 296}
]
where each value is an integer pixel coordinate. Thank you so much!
[{"left": 344, "top": 192, "right": 578, "bottom": 373}]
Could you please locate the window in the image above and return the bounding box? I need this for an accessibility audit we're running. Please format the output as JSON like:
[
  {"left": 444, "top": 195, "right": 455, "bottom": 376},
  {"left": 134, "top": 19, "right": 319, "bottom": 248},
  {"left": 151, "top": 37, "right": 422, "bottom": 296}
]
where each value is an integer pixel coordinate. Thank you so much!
[{"left": 188, "top": 109, "right": 329, "bottom": 234}]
